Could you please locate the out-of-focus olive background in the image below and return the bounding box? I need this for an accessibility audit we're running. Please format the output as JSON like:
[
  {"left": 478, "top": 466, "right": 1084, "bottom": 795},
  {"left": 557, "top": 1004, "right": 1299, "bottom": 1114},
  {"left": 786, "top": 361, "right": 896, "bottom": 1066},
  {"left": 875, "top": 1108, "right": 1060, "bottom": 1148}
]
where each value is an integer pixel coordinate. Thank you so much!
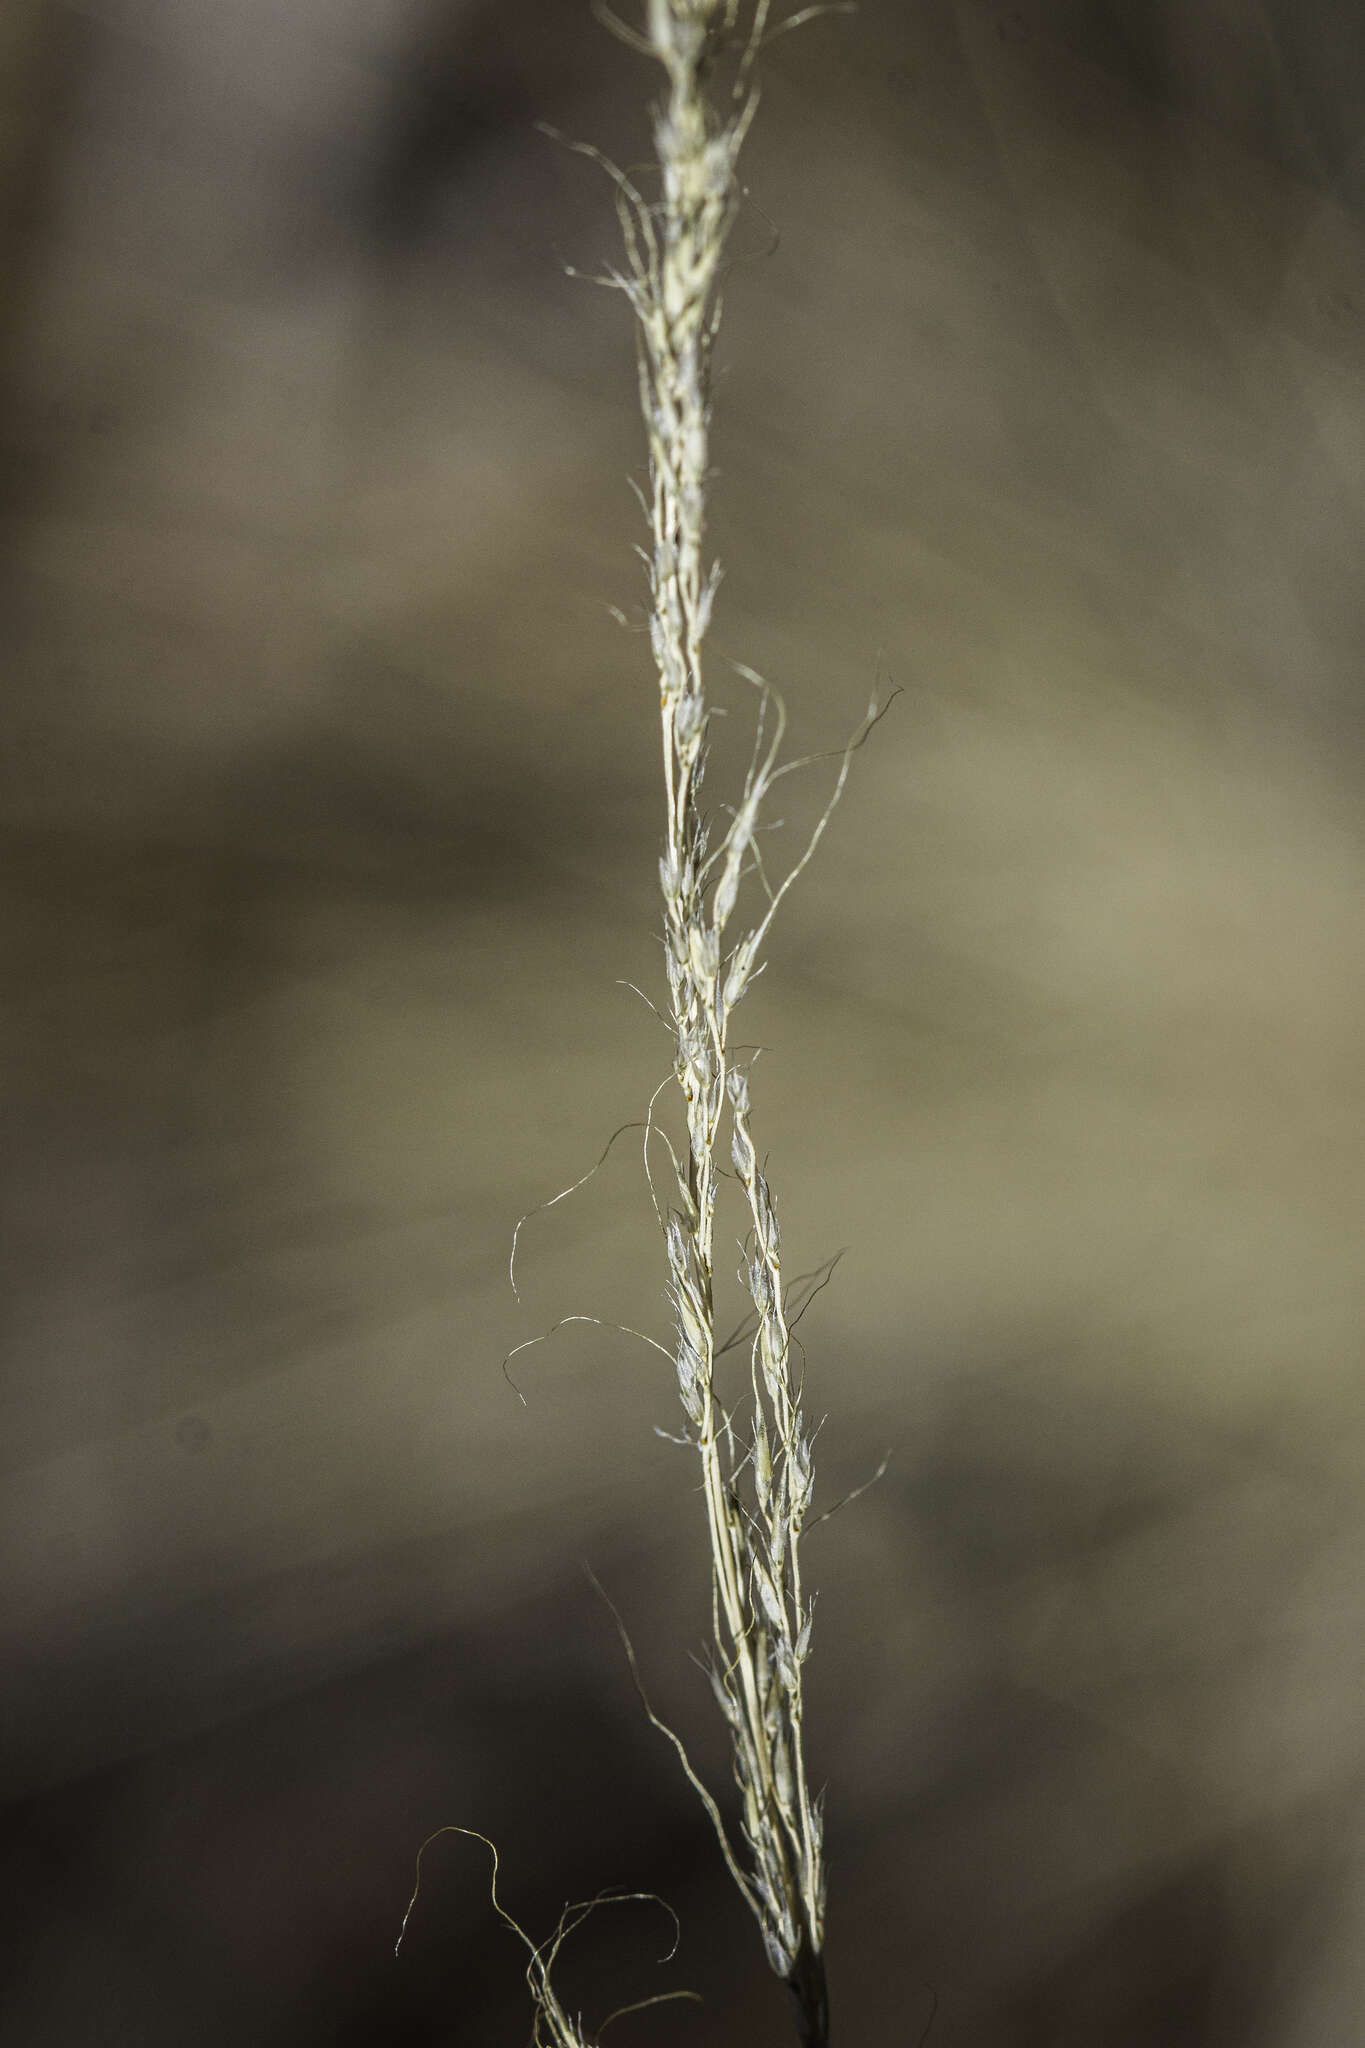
[{"left": 2, "top": 0, "right": 1364, "bottom": 2040}]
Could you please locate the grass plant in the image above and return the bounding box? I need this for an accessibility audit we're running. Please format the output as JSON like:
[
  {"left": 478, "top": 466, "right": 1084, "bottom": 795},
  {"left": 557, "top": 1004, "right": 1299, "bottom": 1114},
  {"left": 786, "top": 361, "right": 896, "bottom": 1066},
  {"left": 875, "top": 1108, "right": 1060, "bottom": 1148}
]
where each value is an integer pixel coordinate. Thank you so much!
[
  {"left": 409, "top": 8, "right": 873, "bottom": 2042},
  {"left": 589, "top": 11, "right": 875, "bottom": 2041}
]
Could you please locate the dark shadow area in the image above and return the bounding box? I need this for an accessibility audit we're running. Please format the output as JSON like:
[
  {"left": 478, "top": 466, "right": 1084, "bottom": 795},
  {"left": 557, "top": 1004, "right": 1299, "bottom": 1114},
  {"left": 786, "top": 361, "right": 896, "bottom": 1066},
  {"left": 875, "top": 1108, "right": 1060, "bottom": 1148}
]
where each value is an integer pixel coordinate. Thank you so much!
[{"left": 0, "top": 1559, "right": 762, "bottom": 2046}]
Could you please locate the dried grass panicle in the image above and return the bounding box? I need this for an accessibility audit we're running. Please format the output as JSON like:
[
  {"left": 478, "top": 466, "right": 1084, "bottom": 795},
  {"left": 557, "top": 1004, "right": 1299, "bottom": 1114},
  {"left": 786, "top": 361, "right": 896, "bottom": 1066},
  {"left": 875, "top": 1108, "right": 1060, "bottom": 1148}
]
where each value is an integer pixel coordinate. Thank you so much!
[{"left": 576, "top": 5, "right": 871, "bottom": 2038}]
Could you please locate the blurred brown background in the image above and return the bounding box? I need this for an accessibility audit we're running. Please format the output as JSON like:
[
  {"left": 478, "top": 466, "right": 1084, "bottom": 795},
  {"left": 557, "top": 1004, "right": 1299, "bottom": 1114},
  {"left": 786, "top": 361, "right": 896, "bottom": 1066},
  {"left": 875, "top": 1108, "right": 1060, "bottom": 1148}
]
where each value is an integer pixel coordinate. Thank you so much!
[{"left": 2, "top": 0, "right": 1364, "bottom": 2040}]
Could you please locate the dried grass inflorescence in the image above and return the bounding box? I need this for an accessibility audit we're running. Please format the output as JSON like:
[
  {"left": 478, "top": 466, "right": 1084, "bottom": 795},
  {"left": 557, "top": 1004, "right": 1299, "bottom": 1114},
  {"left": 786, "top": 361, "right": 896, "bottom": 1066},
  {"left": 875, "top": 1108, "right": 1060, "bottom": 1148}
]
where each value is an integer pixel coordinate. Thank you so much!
[
  {"left": 574, "top": 6, "right": 870, "bottom": 2040},
  {"left": 402, "top": 8, "right": 868, "bottom": 2041}
]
